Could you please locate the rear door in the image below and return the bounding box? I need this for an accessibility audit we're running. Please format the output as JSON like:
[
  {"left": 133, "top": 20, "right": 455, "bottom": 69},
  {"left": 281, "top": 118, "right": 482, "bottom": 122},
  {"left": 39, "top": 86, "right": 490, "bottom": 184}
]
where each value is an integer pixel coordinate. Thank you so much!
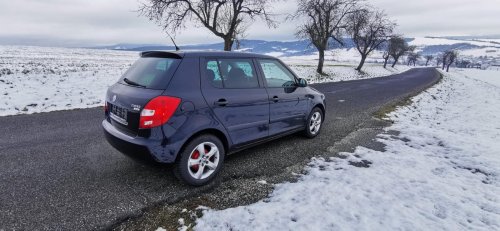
[
  {"left": 201, "top": 57, "right": 269, "bottom": 145},
  {"left": 106, "top": 55, "right": 181, "bottom": 136},
  {"left": 256, "top": 59, "right": 308, "bottom": 136}
]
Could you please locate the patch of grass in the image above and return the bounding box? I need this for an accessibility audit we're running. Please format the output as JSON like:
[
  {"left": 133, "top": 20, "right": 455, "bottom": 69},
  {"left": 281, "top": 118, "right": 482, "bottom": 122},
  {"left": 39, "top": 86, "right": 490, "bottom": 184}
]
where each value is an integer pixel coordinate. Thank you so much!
[
  {"left": 113, "top": 196, "right": 217, "bottom": 231},
  {"left": 373, "top": 97, "right": 414, "bottom": 120}
]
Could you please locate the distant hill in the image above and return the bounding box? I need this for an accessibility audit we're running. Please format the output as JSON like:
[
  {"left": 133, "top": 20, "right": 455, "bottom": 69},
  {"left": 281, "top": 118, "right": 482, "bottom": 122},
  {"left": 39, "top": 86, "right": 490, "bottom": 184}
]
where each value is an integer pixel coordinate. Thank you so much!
[
  {"left": 91, "top": 36, "right": 500, "bottom": 59},
  {"left": 89, "top": 39, "right": 356, "bottom": 56}
]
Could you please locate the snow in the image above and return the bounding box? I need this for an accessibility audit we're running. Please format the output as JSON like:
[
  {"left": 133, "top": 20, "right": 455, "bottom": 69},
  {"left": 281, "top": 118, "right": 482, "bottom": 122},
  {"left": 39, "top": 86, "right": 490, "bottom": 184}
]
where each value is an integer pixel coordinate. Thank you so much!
[
  {"left": 409, "top": 37, "right": 496, "bottom": 47},
  {"left": 280, "top": 48, "right": 387, "bottom": 64},
  {"left": 459, "top": 47, "right": 500, "bottom": 58},
  {"left": 290, "top": 64, "right": 410, "bottom": 84},
  {"left": 264, "top": 51, "right": 285, "bottom": 57},
  {"left": 0, "top": 45, "right": 137, "bottom": 116},
  {"left": 193, "top": 69, "right": 500, "bottom": 230},
  {"left": 257, "top": 180, "right": 267, "bottom": 185},
  {"left": 0, "top": 45, "right": 410, "bottom": 116},
  {"left": 453, "top": 69, "right": 500, "bottom": 87},
  {"left": 476, "top": 39, "right": 500, "bottom": 44}
]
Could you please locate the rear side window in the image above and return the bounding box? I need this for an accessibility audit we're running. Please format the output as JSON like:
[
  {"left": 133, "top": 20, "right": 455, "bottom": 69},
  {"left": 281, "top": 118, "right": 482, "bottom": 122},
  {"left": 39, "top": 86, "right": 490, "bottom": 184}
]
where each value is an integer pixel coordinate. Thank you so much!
[
  {"left": 205, "top": 58, "right": 259, "bottom": 89},
  {"left": 257, "top": 59, "right": 296, "bottom": 88},
  {"left": 120, "top": 57, "right": 180, "bottom": 89}
]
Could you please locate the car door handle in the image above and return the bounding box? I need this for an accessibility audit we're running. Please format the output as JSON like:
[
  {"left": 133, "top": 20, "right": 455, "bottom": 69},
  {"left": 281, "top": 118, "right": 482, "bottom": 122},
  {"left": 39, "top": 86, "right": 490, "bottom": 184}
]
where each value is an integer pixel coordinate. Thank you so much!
[
  {"left": 215, "top": 98, "right": 228, "bottom": 106},
  {"left": 272, "top": 96, "right": 279, "bottom": 102}
]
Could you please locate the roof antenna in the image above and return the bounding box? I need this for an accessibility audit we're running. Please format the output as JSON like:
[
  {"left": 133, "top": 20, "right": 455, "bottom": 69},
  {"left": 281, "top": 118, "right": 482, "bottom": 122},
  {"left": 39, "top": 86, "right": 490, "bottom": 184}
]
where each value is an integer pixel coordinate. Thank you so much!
[{"left": 166, "top": 32, "right": 180, "bottom": 51}]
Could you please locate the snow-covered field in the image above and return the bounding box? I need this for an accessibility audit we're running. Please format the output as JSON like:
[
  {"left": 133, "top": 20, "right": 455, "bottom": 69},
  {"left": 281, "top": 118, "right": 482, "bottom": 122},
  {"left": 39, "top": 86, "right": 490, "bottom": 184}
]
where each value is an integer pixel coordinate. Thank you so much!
[
  {"left": 407, "top": 37, "right": 500, "bottom": 64},
  {"left": 408, "top": 37, "right": 496, "bottom": 47},
  {"left": 0, "top": 45, "right": 137, "bottom": 116},
  {"left": 0, "top": 45, "right": 408, "bottom": 116},
  {"left": 188, "top": 69, "right": 500, "bottom": 230}
]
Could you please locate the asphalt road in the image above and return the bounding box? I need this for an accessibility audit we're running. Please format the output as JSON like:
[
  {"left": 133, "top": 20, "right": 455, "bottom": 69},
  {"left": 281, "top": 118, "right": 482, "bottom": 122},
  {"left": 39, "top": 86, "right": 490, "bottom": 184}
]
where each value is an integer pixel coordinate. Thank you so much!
[{"left": 0, "top": 68, "right": 440, "bottom": 230}]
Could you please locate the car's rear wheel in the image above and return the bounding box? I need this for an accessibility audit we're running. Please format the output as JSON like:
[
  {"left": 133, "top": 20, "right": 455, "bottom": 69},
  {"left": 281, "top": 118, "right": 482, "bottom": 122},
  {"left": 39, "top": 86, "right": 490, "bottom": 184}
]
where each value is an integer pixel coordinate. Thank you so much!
[
  {"left": 304, "top": 107, "right": 323, "bottom": 138},
  {"left": 174, "top": 134, "right": 225, "bottom": 186}
]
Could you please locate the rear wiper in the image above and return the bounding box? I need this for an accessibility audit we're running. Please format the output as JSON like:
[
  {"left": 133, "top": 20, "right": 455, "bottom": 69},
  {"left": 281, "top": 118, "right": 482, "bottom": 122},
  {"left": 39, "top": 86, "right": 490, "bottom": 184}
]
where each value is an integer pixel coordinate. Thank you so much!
[{"left": 123, "top": 78, "right": 146, "bottom": 88}]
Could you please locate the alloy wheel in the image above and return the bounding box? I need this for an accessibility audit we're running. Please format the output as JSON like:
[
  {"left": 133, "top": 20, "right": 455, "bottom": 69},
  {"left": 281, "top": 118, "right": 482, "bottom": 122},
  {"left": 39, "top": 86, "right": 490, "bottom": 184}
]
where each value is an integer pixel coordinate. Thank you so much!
[
  {"left": 309, "top": 111, "right": 322, "bottom": 135},
  {"left": 187, "top": 142, "right": 220, "bottom": 180}
]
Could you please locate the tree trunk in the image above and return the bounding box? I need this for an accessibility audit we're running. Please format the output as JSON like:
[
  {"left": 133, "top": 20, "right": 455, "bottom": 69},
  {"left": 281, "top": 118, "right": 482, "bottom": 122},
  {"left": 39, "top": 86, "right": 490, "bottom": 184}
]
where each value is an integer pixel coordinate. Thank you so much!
[
  {"left": 425, "top": 60, "right": 429, "bottom": 66},
  {"left": 446, "top": 64, "right": 451, "bottom": 72},
  {"left": 235, "top": 40, "right": 241, "bottom": 50},
  {"left": 317, "top": 49, "right": 325, "bottom": 74},
  {"left": 442, "top": 61, "right": 446, "bottom": 70},
  {"left": 356, "top": 55, "right": 367, "bottom": 71},
  {"left": 383, "top": 57, "right": 389, "bottom": 68},
  {"left": 223, "top": 37, "right": 234, "bottom": 51},
  {"left": 391, "top": 58, "right": 398, "bottom": 68}
]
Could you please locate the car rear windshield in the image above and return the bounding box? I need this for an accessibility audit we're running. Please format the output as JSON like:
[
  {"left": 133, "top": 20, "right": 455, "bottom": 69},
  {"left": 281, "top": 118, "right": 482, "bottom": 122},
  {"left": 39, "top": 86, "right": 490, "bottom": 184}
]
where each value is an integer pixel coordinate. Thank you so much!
[{"left": 119, "top": 57, "right": 181, "bottom": 89}]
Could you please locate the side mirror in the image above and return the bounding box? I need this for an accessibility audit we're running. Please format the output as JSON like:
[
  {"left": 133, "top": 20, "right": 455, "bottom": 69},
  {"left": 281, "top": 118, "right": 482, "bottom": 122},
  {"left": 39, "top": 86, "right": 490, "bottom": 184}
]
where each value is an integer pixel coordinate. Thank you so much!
[{"left": 297, "top": 78, "right": 308, "bottom": 87}]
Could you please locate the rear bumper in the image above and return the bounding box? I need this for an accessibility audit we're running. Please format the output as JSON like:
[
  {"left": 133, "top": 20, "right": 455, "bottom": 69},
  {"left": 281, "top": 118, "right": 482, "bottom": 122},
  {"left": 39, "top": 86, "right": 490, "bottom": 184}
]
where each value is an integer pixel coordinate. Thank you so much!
[{"left": 102, "top": 120, "right": 179, "bottom": 163}]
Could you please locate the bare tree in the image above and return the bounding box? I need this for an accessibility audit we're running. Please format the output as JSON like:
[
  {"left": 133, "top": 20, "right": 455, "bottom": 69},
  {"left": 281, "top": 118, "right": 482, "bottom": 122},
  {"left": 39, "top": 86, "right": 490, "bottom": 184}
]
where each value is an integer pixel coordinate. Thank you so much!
[
  {"left": 347, "top": 8, "right": 395, "bottom": 71},
  {"left": 405, "top": 46, "right": 418, "bottom": 66},
  {"left": 139, "top": 0, "right": 277, "bottom": 51},
  {"left": 387, "top": 36, "right": 409, "bottom": 68},
  {"left": 407, "top": 52, "right": 420, "bottom": 66},
  {"left": 382, "top": 51, "right": 391, "bottom": 68},
  {"left": 424, "top": 55, "right": 434, "bottom": 66},
  {"left": 234, "top": 24, "right": 249, "bottom": 50},
  {"left": 441, "top": 51, "right": 450, "bottom": 70},
  {"left": 443, "top": 50, "right": 458, "bottom": 72},
  {"left": 436, "top": 53, "right": 443, "bottom": 67},
  {"left": 456, "top": 59, "right": 472, "bottom": 68},
  {"left": 294, "top": 0, "right": 362, "bottom": 75}
]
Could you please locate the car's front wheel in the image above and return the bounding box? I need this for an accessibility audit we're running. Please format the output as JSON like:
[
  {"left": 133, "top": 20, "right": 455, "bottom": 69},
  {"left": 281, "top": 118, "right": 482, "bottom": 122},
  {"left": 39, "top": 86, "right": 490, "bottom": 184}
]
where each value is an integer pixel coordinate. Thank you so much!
[
  {"left": 304, "top": 107, "right": 323, "bottom": 138},
  {"left": 174, "top": 134, "right": 225, "bottom": 186}
]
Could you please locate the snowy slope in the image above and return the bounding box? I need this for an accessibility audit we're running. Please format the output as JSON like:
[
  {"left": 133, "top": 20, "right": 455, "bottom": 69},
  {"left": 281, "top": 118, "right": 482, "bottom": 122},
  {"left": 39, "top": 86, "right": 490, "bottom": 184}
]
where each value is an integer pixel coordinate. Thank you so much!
[
  {"left": 454, "top": 69, "right": 500, "bottom": 86},
  {"left": 191, "top": 69, "right": 500, "bottom": 230}
]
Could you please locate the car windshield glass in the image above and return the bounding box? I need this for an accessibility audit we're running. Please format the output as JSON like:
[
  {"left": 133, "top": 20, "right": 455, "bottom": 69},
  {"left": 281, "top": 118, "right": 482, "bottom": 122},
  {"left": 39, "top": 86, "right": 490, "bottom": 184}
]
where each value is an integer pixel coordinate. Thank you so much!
[{"left": 120, "top": 57, "right": 181, "bottom": 89}]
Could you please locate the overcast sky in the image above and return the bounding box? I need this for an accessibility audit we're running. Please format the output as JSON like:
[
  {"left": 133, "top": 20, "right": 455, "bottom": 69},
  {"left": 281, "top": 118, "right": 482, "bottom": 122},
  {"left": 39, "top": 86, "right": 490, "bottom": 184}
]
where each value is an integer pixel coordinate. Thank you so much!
[{"left": 0, "top": 0, "right": 499, "bottom": 47}]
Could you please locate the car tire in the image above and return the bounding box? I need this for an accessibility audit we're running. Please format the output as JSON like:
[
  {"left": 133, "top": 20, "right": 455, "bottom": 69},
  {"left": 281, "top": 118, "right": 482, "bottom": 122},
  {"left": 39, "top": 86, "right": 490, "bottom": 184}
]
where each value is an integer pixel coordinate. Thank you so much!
[
  {"left": 304, "top": 107, "right": 323, "bottom": 138},
  {"left": 174, "top": 134, "right": 225, "bottom": 186}
]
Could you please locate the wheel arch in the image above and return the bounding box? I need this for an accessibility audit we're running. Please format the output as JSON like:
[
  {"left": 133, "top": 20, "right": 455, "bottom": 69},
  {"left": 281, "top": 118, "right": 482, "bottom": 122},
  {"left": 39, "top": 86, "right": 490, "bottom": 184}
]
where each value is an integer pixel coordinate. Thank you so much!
[
  {"left": 314, "top": 103, "right": 326, "bottom": 117},
  {"left": 175, "top": 128, "right": 230, "bottom": 162}
]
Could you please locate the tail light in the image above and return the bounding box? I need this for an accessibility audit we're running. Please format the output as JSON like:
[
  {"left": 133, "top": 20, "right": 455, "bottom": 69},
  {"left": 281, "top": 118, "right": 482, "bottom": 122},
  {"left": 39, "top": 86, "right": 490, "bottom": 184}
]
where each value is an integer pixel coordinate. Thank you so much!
[
  {"left": 139, "top": 96, "right": 181, "bottom": 129},
  {"left": 104, "top": 101, "right": 108, "bottom": 113}
]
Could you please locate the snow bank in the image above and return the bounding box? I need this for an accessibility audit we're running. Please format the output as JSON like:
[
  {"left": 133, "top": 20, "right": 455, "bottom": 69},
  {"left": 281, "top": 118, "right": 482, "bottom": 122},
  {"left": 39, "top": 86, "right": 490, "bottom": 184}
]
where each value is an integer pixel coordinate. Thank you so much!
[{"left": 193, "top": 70, "right": 500, "bottom": 230}]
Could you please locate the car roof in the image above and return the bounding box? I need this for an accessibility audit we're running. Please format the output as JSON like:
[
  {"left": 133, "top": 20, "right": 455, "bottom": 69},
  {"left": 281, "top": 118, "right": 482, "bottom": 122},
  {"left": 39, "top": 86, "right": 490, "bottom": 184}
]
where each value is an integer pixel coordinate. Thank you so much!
[{"left": 140, "top": 50, "right": 277, "bottom": 59}]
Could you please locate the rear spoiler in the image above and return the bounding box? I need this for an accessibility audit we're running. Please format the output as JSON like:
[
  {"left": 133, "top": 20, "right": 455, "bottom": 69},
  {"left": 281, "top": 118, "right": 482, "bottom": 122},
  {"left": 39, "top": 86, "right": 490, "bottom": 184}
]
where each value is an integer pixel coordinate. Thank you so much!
[{"left": 140, "top": 51, "right": 183, "bottom": 59}]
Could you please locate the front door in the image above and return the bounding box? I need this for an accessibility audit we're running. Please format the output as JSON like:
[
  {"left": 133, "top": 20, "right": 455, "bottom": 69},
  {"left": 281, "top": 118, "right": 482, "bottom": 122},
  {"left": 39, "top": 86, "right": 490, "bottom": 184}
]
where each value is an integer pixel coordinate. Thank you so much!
[
  {"left": 256, "top": 59, "right": 308, "bottom": 136},
  {"left": 201, "top": 58, "right": 269, "bottom": 145}
]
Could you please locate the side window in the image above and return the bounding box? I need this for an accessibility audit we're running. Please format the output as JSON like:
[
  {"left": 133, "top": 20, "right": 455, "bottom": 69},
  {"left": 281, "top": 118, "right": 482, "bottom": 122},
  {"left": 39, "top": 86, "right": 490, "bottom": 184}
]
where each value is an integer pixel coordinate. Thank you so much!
[
  {"left": 205, "top": 58, "right": 259, "bottom": 89},
  {"left": 206, "top": 60, "right": 223, "bottom": 88},
  {"left": 258, "top": 59, "right": 296, "bottom": 88}
]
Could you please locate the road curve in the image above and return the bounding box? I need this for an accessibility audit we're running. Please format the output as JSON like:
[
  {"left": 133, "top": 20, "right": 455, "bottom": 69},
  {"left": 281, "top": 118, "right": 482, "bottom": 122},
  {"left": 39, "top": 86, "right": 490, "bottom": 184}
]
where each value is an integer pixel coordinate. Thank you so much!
[{"left": 0, "top": 68, "right": 440, "bottom": 230}]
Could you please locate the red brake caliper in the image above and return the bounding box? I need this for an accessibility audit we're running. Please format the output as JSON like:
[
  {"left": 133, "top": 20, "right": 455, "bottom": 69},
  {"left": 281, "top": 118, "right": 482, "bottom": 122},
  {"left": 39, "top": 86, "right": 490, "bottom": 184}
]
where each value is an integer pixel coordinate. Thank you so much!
[{"left": 191, "top": 150, "right": 200, "bottom": 171}]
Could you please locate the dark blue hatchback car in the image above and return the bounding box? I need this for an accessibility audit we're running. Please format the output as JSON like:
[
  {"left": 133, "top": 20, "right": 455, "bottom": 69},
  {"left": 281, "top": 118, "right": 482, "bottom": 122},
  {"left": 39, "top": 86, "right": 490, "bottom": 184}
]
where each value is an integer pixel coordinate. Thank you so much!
[{"left": 103, "top": 51, "right": 325, "bottom": 185}]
